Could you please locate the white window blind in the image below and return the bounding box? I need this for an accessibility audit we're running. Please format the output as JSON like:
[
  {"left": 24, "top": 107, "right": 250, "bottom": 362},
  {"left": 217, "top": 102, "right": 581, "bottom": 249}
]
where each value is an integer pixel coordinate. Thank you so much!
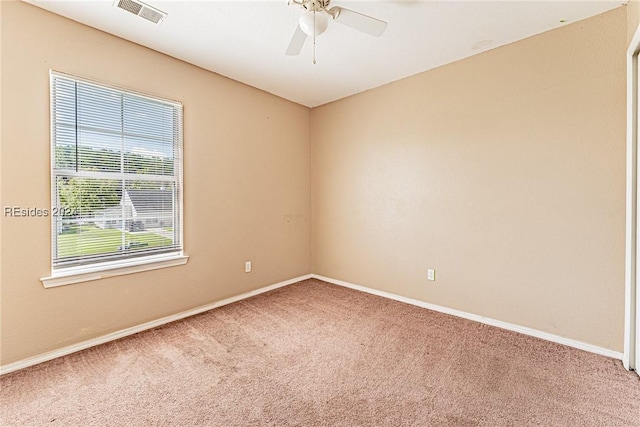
[{"left": 50, "top": 71, "right": 183, "bottom": 271}]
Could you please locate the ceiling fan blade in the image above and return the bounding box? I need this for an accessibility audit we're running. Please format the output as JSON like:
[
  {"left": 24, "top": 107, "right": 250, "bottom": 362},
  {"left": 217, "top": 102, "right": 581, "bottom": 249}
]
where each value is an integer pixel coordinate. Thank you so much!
[
  {"left": 285, "top": 24, "right": 307, "bottom": 56},
  {"left": 332, "top": 7, "right": 387, "bottom": 37}
]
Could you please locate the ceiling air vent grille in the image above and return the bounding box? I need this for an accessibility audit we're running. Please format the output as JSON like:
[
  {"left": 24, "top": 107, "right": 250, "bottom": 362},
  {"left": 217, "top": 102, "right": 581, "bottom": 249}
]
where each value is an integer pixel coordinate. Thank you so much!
[{"left": 116, "top": 0, "right": 166, "bottom": 24}]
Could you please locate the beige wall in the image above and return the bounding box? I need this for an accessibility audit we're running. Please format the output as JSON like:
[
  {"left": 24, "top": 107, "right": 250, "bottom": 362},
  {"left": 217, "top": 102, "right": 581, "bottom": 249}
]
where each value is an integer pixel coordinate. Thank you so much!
[
  {"left": 0, "top": 1, "right": 311, "bottom": 365},
  {"left": 312, "top": 8, "right": 627, "bottom": 351},
  {"left": 629, "top": 0, "right": 640, "bottom": 43}
]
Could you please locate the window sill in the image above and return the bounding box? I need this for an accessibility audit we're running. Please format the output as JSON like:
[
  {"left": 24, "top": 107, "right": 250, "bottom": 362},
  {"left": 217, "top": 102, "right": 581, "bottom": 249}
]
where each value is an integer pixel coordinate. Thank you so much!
[{"left": 40, "top": 253, "right": 189, "bottom": 288}]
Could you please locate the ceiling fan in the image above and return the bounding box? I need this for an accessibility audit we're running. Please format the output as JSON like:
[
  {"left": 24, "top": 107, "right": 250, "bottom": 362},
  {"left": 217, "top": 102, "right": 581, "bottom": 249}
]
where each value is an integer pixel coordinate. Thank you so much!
[{"left": 285, "top": 0, "right": 388, "bottom": 61}]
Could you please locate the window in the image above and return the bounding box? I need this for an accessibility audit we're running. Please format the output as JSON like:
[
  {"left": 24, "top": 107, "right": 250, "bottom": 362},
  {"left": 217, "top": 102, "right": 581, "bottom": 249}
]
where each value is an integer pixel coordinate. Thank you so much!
[{"left": 42, "top": 71, "right": 187, "bottom": 287}]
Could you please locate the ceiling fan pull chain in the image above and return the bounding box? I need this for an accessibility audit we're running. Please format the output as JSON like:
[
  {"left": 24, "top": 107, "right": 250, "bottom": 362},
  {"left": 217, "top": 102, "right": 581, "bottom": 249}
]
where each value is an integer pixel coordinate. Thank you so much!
[{"left": 313, "top": 10, "right": 317, "bottom": 64}]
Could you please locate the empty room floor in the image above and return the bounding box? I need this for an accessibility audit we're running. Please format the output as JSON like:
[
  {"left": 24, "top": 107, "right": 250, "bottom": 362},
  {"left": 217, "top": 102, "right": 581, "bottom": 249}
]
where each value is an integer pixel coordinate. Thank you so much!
[{"left": 1, "top": 279, "right": 639, "bottom": 426}]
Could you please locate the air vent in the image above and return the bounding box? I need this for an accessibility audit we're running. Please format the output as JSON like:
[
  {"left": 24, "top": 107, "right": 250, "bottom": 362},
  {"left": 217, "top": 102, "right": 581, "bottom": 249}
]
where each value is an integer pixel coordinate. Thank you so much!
[{"left": 115, "top": 0, "right": 166, "bottom": 24}]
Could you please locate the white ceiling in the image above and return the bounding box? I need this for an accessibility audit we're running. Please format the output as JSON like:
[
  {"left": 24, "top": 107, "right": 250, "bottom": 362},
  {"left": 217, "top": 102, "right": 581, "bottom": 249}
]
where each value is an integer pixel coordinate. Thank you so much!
[{"left": 25, "top": 0, "right": 623, "bottom": 107}]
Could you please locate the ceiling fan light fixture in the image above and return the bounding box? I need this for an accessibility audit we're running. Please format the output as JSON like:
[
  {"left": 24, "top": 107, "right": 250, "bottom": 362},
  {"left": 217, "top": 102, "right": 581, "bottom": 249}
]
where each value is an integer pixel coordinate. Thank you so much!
[{"left": 299, "top": 10, "right": 329, "bottom": 36}]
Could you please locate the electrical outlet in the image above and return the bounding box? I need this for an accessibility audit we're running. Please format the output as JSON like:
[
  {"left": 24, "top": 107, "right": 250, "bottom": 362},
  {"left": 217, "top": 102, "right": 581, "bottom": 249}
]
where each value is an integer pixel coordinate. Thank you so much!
[
  {"left": 245, "top": 261, "right": 252, "bottom": 273},
  {"left": 427, "top": 269, "right": 436, "bottom": 281}
]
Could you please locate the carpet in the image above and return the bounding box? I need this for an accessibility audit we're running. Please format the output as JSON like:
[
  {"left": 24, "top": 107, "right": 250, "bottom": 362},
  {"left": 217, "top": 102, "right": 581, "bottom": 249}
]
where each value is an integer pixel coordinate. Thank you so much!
[{"left": 1, "top": 278, "right": 639, "bottom": 426}]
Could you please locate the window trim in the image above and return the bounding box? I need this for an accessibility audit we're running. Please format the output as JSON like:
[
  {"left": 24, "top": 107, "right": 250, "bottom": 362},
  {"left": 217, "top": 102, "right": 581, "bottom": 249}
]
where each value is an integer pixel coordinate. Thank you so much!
[
  {"left": 43, "top": 70, "right": 187, "bottom": 287},
  {"left": 40, "top": 253, "right": 189, "bottom": 288}
]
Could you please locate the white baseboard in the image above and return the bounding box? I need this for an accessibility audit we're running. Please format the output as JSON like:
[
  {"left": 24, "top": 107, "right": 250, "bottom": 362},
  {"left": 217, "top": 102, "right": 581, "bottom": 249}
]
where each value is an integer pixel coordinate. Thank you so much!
[
  {"left": 0, "top": 274, "right": 313, "bottom": 376},
  {"left": 311, "top": 274, "right": 623, "bottom": 361},
  {"left": 2, "top": 273, "right": 622, "bottom": 375}
]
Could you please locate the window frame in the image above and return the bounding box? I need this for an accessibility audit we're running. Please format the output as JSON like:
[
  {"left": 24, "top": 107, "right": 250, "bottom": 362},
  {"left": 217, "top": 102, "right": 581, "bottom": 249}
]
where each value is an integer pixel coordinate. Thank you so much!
[{"left": 41, "top": 71, "right": 187, "bottom": 288}]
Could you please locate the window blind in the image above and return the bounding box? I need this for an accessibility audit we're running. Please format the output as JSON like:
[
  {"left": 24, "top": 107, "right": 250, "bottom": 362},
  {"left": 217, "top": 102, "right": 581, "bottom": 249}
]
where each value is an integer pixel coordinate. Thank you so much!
[{"left": 50, "top": 72, "right": 183, "bottom": 270}]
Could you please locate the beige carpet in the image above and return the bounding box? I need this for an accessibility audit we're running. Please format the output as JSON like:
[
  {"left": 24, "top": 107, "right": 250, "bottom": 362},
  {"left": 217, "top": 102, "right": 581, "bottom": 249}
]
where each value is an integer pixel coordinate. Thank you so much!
[{"left": 1, "top": 278, "right": 639, "bottom": 426}]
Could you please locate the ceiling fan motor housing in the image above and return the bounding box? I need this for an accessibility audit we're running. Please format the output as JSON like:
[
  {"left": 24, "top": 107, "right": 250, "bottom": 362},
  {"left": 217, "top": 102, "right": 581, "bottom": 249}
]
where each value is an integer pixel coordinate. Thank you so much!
[{"left": 301, "top": 0, "right": 331, "bottom": 12}]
